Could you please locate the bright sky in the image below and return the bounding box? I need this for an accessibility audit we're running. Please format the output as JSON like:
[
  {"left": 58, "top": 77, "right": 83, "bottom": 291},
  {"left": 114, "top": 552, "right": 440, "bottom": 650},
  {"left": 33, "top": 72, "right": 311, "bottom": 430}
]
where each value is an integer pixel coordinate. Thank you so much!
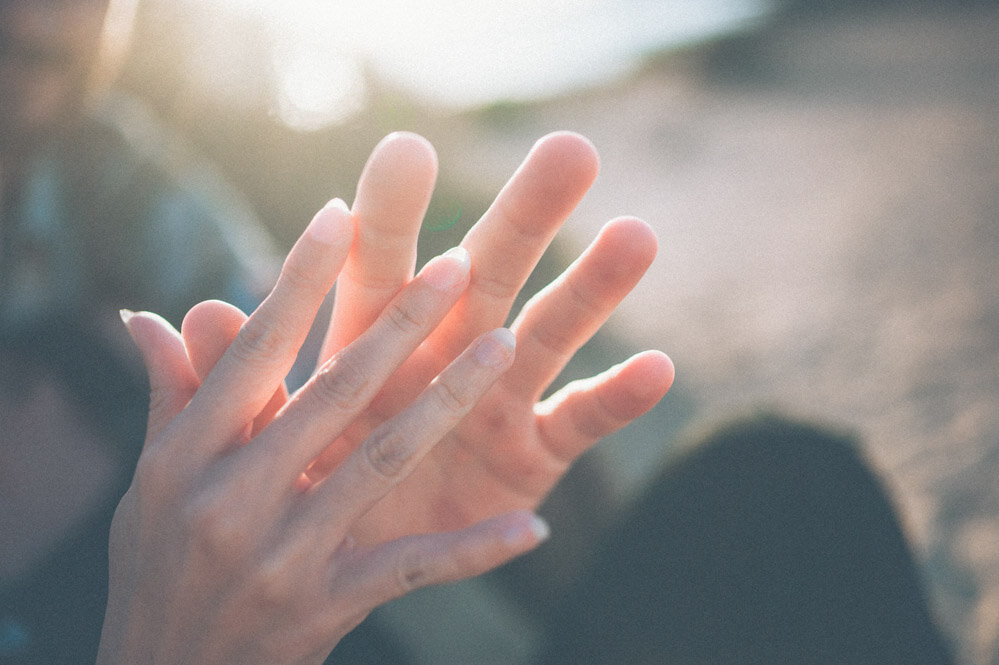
[{"left": 183, "top": 0, "right": 772, "bottom": 130}]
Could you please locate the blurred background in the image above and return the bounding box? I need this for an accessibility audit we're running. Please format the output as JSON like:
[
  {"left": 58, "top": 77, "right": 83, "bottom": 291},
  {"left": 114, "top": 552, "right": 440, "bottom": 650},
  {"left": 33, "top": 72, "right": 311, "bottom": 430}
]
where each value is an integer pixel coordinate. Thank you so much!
[{"left": 112, "top": 0, "right": 997, "bottom": 662}]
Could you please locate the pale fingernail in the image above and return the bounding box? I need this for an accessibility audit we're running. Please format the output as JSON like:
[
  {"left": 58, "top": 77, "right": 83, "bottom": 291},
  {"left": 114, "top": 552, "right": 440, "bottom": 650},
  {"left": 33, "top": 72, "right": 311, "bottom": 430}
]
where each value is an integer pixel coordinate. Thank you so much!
[
  {"left": 420, "top": 246, "right": 471, "bottom": 291},
  {"left": 306, "top": 198, "right": 352, "bottom": 245},
  {"left": 119, "top": 308, "right": 135, "bottom": 326},
  {"left": 474, "top": 328, "right": 515, "bottom": 367},
  {"left": 503, "top": 514, "right": 550, "bottom": 548}
]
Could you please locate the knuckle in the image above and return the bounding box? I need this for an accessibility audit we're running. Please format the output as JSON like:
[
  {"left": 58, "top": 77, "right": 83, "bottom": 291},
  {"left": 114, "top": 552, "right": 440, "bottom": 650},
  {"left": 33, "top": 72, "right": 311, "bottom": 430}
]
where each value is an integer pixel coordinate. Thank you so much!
[
  {"left": 251, "top": 556, "right": 295, "bottom": 608},
  {"left": 472, "top": 271, "right": 520, "bottom": 301},
  {"left": 383, "top": 299, "right": 425, "bottom": 335},
  {"left": 578, "top": 392, "right": 619, "bottom": 438},
  {"left": 395, "top": 549, "right": 434, "bottom": 594},
  {"left": 480, "top": 404, "right": 511, "bottom": 434},
  {"left": 132, "top": 444, "right": 180, "bottom": 501},
  {"left": 566, "top": 273, "right": 596, "bottom": 311},
  {"left": 430, "top": 377, "right": 469, "bottom": 414},
  {"left": 229, "top": 316, "right": 288, "bottom": 365},
  {"left": 185, "top": 491, "right": 249, "bottom": 559},
  {"left": 362, "top": 427, "right": 412, "bottom": 480},
  {"left": 530, "top": 324, "right": 574, "bottom": 356},
  {"left": 278, "top": 254, "right": 321, "bottom": 292},
  {"left": 311, "top": 352, "right": 369, "bottom": 411}
]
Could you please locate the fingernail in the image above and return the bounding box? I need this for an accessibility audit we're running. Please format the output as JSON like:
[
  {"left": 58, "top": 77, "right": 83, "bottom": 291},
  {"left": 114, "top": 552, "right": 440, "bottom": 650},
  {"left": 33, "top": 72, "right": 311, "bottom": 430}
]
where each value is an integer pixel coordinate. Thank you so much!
[
  {"left": 324, "top": 197, "right": 349, "bottom": 212},
  {"left": 474, "top": 328, "right": 515, "bottom": 367},
  {"left": 504, "top": 514, "right": 550, "bottom": 548},
  {"left": 420, "top": 246, "right": 470, "bottom": 291},
  {"left": 119, "top": 308, "right": 135, "bottom": 327},
  {"left": 307, "top": 198, "right": 352, "bottom": 246}
]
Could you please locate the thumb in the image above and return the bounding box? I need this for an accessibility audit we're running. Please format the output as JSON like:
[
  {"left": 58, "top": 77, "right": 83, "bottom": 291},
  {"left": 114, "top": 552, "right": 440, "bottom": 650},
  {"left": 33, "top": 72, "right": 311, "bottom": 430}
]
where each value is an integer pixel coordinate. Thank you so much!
[{"left": 120, "top": 309, "right": 201, "bottom": 444}]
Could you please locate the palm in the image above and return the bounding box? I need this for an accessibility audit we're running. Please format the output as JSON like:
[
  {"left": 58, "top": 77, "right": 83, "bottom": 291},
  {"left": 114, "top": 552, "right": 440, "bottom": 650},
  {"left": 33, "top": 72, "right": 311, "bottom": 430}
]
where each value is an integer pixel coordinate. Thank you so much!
[{"left": 348, "top": 376, "right": 552, "bottom": 543}]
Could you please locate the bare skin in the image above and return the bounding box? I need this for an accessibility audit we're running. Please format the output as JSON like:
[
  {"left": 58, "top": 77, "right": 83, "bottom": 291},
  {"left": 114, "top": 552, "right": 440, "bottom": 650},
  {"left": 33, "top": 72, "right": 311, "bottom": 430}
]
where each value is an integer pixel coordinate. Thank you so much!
[
  {"left": 101, "top": 132, "right": 674, "bottom": 663},
  {"left": 184, "top": 132, "right": 674, "bottom": 543}
]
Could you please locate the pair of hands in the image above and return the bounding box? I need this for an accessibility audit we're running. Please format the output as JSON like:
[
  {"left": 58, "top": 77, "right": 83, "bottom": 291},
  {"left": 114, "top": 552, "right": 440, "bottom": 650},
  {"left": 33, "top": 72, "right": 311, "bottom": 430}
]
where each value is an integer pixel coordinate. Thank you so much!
[{"left": 97, "top": 132, "right": 674, "bottom": 664}]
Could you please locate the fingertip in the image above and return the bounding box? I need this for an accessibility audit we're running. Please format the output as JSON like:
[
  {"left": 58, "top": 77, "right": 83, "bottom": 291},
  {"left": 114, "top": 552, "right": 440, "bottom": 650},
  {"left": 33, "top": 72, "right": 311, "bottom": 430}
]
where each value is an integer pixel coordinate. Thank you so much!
[
  {"left": 604, "top": 216, "right": 658, "bottom": 253},
  {"left": 588, "top": 217, "right": 659, "bottom": 282},
  {"left": 369, "top": 131, "right": 439, "bottom": 180},
  {"left": 122, "top": 309, "right": 180, "bottom": 347},
  {"left": 501, "top": 510, "right": 551, "bottom": 550},
  {"left": 353, "top": 132, "right": 439, "bottom": 235},
  {"left": 181, "top": 300, "right": 247, "bottom": 338},
  {"left": 323, "top": 197, "right": 350, "bottom": 213},
  {"left": 182, "top": 300, "right": 248, "bottom": 379},
  {"left": 533, "top": 131, "right": 600, "bottom": 181},
  {"left": 503, "top": 132, "right": 599, "bottom": 225},
  {"left": 119, "top": 309, "right": 200, "bottom": 406},
  {"left": 638, "top": 349, "right": 676, "bottom": 394},
  {"left": 589, "top": 351, "right": 674, "bottom": 424},
  {"left": 624, "top": 350, "right": 675, "bottom": 406},
  {"left": 305, "top": 198, "right": 355, "bottom": 248},
  {"left": 418, "top": 246, "right": 472, "bottom": 292}
]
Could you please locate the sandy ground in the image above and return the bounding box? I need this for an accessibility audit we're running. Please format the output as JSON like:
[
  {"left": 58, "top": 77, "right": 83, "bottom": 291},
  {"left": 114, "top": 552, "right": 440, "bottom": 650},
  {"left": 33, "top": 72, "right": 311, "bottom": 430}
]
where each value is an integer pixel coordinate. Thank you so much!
[{"left": 423, "top": 5, "right": 999, "bottom": 663}]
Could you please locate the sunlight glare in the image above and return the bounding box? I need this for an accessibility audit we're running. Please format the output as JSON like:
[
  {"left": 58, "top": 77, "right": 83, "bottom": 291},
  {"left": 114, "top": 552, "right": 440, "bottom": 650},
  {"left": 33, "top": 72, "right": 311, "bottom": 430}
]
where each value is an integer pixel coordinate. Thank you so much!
[
  {"left": 271, "top": 33, "right": 367, "bottom": 131},
  {"left": 192, "top": 0, "right": 773, "bottom": 130}
]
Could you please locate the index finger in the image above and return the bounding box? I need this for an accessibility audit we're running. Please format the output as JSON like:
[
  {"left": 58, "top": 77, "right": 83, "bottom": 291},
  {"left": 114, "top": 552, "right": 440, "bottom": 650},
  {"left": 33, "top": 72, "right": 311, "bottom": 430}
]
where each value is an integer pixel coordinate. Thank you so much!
[{"left": 170, "top": 200, "right": 354, "bottom": 457}]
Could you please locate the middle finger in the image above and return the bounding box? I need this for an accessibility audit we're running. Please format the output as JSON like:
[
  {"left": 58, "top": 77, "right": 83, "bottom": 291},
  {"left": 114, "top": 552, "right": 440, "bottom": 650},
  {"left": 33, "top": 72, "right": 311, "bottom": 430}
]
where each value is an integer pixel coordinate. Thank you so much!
[{"left": 320, "top": 132, "right": 438, "bottom": 360}]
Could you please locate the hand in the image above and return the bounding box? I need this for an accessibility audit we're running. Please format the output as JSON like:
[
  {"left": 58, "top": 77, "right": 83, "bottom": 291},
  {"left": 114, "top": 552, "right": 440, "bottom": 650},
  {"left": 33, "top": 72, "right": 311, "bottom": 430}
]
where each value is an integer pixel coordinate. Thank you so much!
[
  {"left": 182, "top": 131, "right": 674, "bottom": 546},
  {"left": 98, "top": 201, "right": 549, "bottom": 665}
]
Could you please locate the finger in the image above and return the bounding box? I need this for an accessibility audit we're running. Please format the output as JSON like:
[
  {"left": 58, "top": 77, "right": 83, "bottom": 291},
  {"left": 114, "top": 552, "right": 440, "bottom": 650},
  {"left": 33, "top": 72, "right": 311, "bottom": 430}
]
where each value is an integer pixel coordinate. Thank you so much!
[
  {"left": 331, "top": 510, "right": 549, "bottom": 613},
  {"left": 504, "top": 216, "right": 657, "bottom": 401},
  {"left": 120, "top": 309, "right": 200, "bottom": 444},
  {"left": 535, "top": 350, "right": 674, "bottom": 462},
  {"left": 320, "top": 132, "right": 438, "bottom": 360},
  {"left": 249, "top": 248, "right": 474, "bottom": 481},
  {"left": 303, "top": 328, "right": 515, "bottom": 536},
  {"left": 181, "top": 299, "right": 247, "bottom": 379},
  {"left": 178, "top": 200, "right": 353, "bottom": 455},
  {"left": 182, "top": 300, "right": 288, "bottom": 436},
  {"left": 433, "top": 132, "right": 600, "bottom": 359}
]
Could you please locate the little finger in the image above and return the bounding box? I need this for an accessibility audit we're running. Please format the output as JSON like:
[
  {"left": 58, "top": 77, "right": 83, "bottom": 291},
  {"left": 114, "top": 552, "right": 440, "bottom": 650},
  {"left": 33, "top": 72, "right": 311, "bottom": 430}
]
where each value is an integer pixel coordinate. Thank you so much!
[
  {"left": 536, "top": 350, "right": 674, "bottom": 462},
  {"left": 504, "top": 217, "right": 657, "bottom": 401},
  {"left": 330, "top": 510, "right": 549, "bottom": 615}
]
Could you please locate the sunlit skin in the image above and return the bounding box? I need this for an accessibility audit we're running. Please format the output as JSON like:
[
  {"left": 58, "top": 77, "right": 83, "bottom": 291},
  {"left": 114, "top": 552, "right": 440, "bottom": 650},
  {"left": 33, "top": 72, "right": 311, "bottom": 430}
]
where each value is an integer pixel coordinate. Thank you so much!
[
  {"left": 101, "top": 131, "right": 673, "bottom": 662},
  {"left": 185, "top": 132, "right": 674, "bottom": 545},
  {"left": 1, "top": 0, "right": 673, "bottom": 658}
]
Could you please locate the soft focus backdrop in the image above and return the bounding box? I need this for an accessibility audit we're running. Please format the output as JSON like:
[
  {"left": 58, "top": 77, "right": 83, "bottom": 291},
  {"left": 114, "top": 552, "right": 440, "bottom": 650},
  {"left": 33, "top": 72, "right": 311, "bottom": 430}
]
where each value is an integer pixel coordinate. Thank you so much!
[{"left": 115, "top": 1, "right": 999, "bottom": 663}]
